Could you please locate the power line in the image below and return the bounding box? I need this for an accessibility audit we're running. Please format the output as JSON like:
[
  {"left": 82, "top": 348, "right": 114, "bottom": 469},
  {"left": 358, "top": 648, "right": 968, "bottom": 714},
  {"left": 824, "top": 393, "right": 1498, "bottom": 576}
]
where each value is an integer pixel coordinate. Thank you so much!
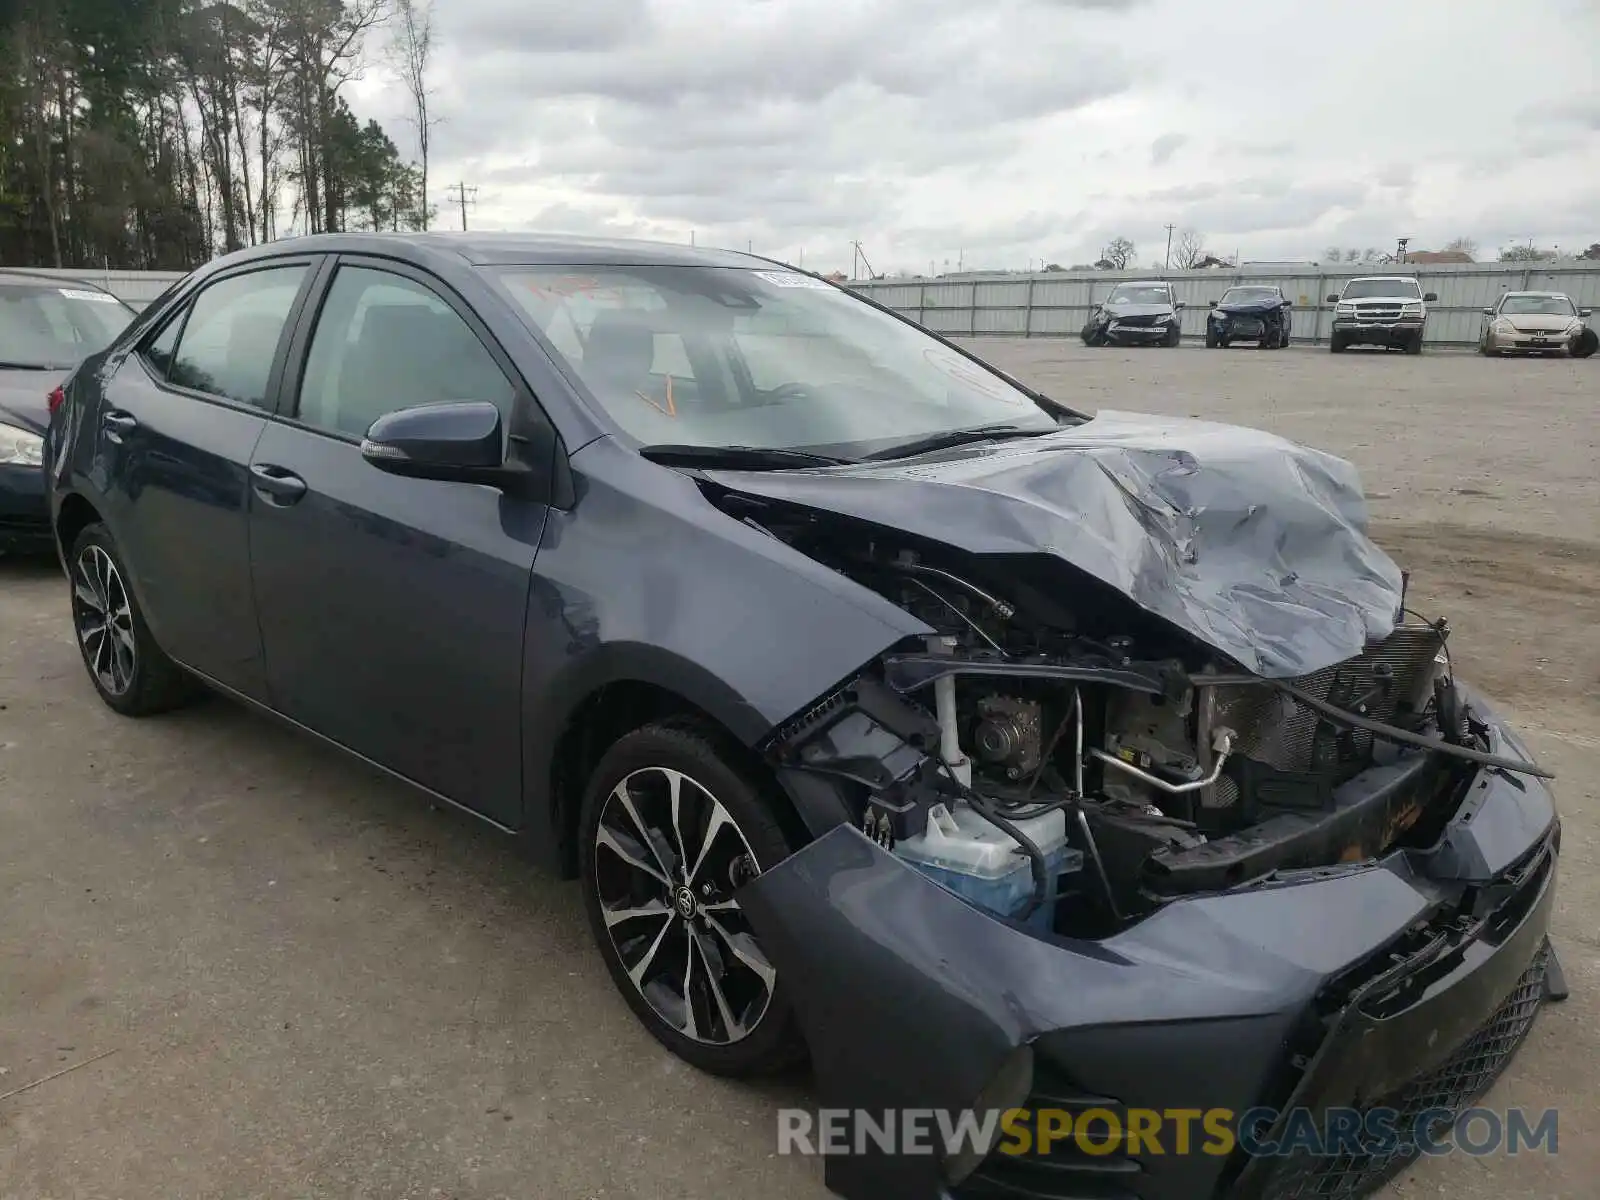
[{"left": 445, "top": 182, "right": 478, "bottom": 231}]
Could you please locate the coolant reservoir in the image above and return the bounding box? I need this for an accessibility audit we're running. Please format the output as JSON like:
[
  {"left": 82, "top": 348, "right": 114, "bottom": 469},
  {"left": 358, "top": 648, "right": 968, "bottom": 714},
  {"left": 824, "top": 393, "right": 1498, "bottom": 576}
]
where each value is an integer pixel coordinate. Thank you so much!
[{"left": 894, "top": 802, "right": 1081, "bottom": 929}]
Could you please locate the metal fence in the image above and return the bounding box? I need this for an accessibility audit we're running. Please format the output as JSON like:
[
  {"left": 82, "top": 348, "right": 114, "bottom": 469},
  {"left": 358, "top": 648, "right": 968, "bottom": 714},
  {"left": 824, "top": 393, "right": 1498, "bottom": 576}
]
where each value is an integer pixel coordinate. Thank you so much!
[
  {"left": 850, "top": 262, "right": 1600, "bottom": 347},
  {"left": 14, "top": 260, "right": 1600, "bottom": 345}
]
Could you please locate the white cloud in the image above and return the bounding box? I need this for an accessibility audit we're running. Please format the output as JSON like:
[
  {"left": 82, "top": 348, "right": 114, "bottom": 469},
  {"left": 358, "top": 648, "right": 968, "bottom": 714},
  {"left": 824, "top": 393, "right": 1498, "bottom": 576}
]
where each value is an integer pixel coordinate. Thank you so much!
[{"left": 352, "top": 0, "right": 1600, "bottom": 272}]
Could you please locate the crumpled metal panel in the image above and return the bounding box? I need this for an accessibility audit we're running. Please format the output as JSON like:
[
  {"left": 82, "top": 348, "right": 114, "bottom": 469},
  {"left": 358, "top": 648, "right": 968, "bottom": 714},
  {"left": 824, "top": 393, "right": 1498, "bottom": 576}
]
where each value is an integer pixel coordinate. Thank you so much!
[{"left": 706, "top": 411, "right": 1405, "bottom": 678}]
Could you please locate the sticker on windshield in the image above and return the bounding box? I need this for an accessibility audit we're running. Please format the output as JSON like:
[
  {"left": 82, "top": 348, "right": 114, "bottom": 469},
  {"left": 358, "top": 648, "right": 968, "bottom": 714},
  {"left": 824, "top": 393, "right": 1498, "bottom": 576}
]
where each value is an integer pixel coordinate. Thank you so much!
[
  {"left": 754, "top": 271, "right": 834, "bottom": 290},
  {"left": 59, "top": 288, "right": 120, "bottom": 303}
]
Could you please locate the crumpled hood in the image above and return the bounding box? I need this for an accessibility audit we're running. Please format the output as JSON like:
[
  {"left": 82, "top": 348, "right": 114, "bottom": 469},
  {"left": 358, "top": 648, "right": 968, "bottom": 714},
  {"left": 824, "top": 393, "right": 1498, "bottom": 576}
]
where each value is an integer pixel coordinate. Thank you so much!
[
  {"left": 0, "top": 368, "right": 65, "bottom": 436},
  {"left": 1103, "top": 301, "right": 1176, "bottom": 320},
  {"left": 706, "top": 412, "right": 1405, "bottom": 678},
  {"left": 1213, "top": 299, "right": 1281, "bottom": 316}
]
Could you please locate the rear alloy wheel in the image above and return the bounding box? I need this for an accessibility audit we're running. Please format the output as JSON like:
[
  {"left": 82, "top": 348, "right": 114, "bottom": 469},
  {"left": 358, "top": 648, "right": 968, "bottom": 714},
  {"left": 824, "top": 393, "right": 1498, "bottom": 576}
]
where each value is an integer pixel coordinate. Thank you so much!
[
  {"left": 579, "top": 723, "right": 804, "bottom": 1077},
  {"left": 68, "top": 523, "right": 197, "bottom": 716}
]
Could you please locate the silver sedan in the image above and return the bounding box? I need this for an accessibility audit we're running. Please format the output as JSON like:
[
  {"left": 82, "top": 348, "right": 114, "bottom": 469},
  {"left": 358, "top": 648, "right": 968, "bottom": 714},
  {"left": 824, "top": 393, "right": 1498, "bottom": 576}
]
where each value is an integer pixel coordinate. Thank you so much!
[{"left": 1479, "top": 291, "right": 1593, "bottom": 356}]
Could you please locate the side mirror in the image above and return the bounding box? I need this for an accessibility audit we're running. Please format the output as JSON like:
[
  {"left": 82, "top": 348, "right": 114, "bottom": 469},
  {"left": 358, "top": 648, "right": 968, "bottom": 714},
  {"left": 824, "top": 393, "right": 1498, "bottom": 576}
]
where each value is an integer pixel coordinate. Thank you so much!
[
  {"left": 361, "top": 401, "right": 528, "bottom": 492},
  {"left": 1174, "top": 301, "right": 1186, "bottom": 310},
  {"left": 1581, "top": 309, "right": 1592, "bottom": 319},
  {"left": 1281, "top": 299, "right": 1292, "bottom": 308},
  {"left": 1482, "top": 307, "right": 1495, "bottom": 316},
  {"left": 1423, "top": 292, "right": 1438, "bottom": 302},
  {"left": 1207, "top": 299, "right": 1217, "bottom": 307},
  {"left": 1326, "top": 293, "right": 1340, "bottom": 304}
]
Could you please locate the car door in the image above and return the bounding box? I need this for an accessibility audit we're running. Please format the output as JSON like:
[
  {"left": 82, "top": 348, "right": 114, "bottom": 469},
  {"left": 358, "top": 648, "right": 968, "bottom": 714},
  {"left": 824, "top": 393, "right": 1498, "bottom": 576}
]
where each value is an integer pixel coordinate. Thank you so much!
[
  {"left": 247, "top": 257, "right": 549, "bottom": 827},
  {"left": 93, "top": 258, "right": 318, "bottom": 698}
]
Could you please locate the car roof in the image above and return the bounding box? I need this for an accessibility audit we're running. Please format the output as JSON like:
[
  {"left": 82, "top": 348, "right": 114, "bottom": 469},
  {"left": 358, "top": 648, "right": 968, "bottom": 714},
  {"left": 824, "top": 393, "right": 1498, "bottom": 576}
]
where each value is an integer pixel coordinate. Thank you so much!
[
  {"left": 1347, "top": 275, "right": 1418, "bottom": 282},
  {"left": 1501, "top": 290, "right": 1570, "bottom": 298},
  {"left": 212, "top": 231, "right": 771, "bottom": 270},
  {"left": 1113, "top": 279, "right": 1173, "bottom": 287},
  {"left": 0, "top": 268, "right": 123, "bottom": 297}
]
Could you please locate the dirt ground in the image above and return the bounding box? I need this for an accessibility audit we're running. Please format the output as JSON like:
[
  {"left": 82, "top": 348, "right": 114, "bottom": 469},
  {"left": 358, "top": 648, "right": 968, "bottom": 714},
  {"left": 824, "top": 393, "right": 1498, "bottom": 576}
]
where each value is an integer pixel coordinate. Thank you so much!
[{"left": 2, "top": 340, "right": 1596, "bottom": 1199}]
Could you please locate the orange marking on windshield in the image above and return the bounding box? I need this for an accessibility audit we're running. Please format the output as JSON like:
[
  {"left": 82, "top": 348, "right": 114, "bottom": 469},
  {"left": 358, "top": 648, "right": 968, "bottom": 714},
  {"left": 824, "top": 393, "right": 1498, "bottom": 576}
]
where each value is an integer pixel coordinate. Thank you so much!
[{"left": 636, "top": 374, "right": 677, "bottom": 417}]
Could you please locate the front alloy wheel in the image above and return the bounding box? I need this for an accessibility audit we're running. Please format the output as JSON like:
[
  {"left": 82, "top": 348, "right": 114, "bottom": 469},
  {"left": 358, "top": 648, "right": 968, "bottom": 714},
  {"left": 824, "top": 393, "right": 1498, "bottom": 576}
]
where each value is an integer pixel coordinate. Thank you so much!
[{"left": 580, "top": 723, "right": 804, "bottom": 1076}]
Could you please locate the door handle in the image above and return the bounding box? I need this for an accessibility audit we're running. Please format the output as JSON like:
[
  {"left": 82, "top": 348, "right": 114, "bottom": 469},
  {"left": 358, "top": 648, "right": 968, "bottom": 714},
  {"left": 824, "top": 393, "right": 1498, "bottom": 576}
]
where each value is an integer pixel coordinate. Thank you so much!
[
  {"left": 249, "top": 463, "right": 308, "bottom": 504},
  {"left": 102, "top": 411, "right": 138, "bottom": 442}
]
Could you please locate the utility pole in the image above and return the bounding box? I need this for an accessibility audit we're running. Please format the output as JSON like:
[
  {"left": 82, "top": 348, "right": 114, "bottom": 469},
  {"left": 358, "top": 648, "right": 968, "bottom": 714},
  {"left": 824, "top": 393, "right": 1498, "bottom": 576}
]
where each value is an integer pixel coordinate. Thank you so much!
[
  {"left": 445, "top": 182, "right": 477, "bottom": 231},
  {"left": 1164, "top": 224, "right": 1176, "bottom": 269}
]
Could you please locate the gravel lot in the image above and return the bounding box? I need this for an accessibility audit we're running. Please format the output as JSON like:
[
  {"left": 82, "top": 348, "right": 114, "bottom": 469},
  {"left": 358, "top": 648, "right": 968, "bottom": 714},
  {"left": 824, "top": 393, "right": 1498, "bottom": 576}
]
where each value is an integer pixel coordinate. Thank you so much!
[{"left": 2, "top": 339, "right": 1596, "bottom": 1199}]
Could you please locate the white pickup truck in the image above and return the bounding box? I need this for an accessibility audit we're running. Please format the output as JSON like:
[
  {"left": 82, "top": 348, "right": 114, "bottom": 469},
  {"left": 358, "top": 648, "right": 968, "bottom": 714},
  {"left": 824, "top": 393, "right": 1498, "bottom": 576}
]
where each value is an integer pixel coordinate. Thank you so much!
[{"left": 1327, "top": 276, "right": 1438, "bottom": 354}]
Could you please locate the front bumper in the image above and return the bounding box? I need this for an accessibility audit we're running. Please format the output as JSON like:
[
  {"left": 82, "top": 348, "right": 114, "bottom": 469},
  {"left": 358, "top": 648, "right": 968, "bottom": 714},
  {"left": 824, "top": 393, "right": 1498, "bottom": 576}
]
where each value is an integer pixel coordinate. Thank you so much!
[
  {"left": 742, "top": 704, "right": 1560, "bottom": 1200},
  {"left": 1485, "top": 328, "right": 1577, "bottom": 354},
  {"left": 1332, "top": 318, "right": 1424, "bottom": 346},
  {"left": 0, "top": 461, "right": 52, "bottom": 553},
  {"left": 1104, "top": 321, "right": 1176, "bottom": 343}
]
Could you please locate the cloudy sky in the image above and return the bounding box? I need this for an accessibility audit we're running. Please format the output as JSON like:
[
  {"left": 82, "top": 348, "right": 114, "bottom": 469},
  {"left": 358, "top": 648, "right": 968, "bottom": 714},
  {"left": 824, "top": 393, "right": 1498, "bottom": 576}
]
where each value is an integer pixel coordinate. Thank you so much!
[{"left": 350, "top": 0, "right": 1600, "bottom": 275}]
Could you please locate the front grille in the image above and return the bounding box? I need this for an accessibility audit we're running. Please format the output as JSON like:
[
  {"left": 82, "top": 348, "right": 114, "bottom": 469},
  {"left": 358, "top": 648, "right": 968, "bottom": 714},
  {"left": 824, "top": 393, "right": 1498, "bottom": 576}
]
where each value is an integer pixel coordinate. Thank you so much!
[
  {"left": 1261, "top": 942, "right": 1550, "bottom": 1200},
  {"left": 1200, "top": 624, "right": 1444, "bottom": 809},
  {"left": 1353, "top": 304, "right": 1403, "bottom": 320},
  {"left": 1115, "top": 314, "right": 1164, "bottom": 328}
]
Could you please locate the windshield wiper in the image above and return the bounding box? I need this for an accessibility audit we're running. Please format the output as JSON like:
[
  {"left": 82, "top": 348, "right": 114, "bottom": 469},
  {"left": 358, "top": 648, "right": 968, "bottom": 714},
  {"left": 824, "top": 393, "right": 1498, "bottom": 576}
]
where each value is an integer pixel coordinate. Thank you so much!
[
  {"left": 863, "top": 423, "right": 1054, "bottom": 462},
  {"left": 639, "top": 444, "right": 855, "bottom": 470}
]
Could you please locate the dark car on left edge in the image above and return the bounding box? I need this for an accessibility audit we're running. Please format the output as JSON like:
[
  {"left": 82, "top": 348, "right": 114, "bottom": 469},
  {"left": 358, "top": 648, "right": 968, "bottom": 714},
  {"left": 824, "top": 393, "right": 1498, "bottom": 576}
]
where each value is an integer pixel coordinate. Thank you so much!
[
  {"left": 48, "top": 233, "right": 1564, "bottom": 1200},
  {"left": 1205, "top": 284, "right": 1293, "bottom": 349},
  {"left": 0, "top": 270, "right": 135, "bottom": 555}
]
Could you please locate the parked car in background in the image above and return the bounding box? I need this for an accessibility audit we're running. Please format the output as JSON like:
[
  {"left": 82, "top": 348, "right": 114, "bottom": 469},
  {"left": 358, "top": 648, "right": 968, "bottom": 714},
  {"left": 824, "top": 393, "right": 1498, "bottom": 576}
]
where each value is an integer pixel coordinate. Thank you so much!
[
  {"left": 0, "top": 271, "right": 134, "bottom": 555},
  {"left": 1080, "top": 279, "right": 1183, "bottom": 347},
  {"left": 48, "top": 233, "right": 1564, "bottom": 1200},
  {"left": 1328, "top": 276, "right": 1437, "bottom": 354},
  {"left": 1204, "top": 284, "right": 1292, "bottom": 349},
  {"left": 1478, "top": 291, "right": 1594, "bottom": 357}
]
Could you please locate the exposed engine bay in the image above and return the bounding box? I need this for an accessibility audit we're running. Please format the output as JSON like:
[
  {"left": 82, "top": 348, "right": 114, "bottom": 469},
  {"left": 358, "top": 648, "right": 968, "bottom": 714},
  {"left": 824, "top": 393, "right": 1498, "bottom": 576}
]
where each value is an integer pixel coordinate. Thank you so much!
[{"left": 721, "top": 490, "right": 1553, "bottom": 938}]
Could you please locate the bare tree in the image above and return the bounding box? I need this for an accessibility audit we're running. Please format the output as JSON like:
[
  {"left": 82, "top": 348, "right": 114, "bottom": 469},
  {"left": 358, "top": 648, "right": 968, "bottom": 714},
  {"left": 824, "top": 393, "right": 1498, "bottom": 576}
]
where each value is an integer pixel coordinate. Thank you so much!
[
  {"left": 1101, "top": 236, "right": 1135, "bottom": 270},
  {"left": 1443, "top": 236, "right": 1478, "bottom": 260},
  {"left": 1325, "top": 246, "right": 1341, "bottom": 264},
  {"left": 1499, "top": 243, "right": 1555, "bottom": 262},
  {"left": 1344, "top": 248, "right": 1361, "bottom": 262},
  {"left": 390, "top": 0, "right": 436, "bottom": 229},
  {"left": 1171, "top": 228, "right": 1207, "bottom": 270}
]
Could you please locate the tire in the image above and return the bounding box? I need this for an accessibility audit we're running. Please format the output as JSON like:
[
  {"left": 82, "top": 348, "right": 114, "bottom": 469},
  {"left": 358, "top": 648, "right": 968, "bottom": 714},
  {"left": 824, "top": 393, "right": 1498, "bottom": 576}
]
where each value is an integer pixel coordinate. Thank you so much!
[
  {"left": 1404, "top": 333, "right": 1423, "bottom": 355},
  {"left": 1205, "top": 328, "right": 1219, "bottom": 349},
  {"left": 67, "top": 523, "right": 199, "bottom": 716},
  {"left": 1573, "top": 327, "right": 1598, "bottom": 359},
  {"left": 579, "top": 721, "right": 805, "bottom": 1077},
  {"left": 1164, "top": 326, "right": 1181, "bottom": 348},
  {"left": 1329, "top": 335, "right": 1346, "bottom": 353}
]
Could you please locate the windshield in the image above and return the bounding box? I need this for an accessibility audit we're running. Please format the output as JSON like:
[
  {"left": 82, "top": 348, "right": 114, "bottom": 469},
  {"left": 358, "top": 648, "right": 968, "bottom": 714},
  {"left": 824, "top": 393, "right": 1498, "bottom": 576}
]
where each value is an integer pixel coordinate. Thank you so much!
[
  {"left": 1221, "top": 287, "right": 1280, "bottom": 304},
  {"left": 1106, "top": 284, "right": 1172, "bottom": 305},
  {"left": 1340, "top": 278, "right": 1421, "bottom": 300},
  {"left": 1500, "top": 294, "right": 1574, "bottom": 316},
  {"left": 495, "top": 266, "right": 1061, "bottom": 455},
  {"left": 0, "top": 282, "right": 132, "bottom": 368}
]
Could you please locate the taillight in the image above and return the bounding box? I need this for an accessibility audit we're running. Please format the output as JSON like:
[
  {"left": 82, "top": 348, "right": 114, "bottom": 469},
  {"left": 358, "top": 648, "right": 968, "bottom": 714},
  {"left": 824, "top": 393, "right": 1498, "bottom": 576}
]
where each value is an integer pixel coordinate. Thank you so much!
[{"left": 47, "top": 385, "right": 65, "bottom": 414}]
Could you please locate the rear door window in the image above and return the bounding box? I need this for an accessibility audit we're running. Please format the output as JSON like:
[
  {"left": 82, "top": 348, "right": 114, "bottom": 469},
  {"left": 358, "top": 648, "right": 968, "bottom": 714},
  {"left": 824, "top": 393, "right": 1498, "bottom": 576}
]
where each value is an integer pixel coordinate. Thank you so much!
[{"left": 165, "top": 266, "right": 309, "bottom": 407}]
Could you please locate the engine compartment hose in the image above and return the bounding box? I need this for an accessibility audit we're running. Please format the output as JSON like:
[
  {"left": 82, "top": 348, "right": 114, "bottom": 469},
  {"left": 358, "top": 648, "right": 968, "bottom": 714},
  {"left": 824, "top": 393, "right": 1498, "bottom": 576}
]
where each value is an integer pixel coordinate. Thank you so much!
[{"left": 1203, "top": 674, "right": 1555, "bottom": 780}]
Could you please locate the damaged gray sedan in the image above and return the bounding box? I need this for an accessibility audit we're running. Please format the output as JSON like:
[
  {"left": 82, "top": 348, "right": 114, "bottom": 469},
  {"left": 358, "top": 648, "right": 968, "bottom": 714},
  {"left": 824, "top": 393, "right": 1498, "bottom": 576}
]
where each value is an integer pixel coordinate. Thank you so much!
[{"left": 50, "top": 235, "right": 1562, "bottom": 1200}]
